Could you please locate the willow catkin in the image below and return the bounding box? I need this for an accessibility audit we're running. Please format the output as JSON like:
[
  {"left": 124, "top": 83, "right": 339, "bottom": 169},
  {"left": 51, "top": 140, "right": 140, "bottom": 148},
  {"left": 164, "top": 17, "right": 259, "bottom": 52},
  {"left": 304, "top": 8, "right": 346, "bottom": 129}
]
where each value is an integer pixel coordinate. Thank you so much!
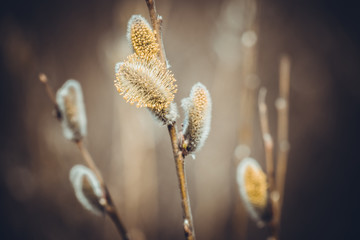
[
  {"left": 127, "top": 15, "right": 159, "bottom": 58},
  {"left": 56, "top": 80, "right": 87, "bottom": 141},
  {"left": 69, "top": 165, "right": 105, "bottom": 216},
  {"left": 181, "top": 82, "right": 212, "bottom": 155},
  {"left": 236, "top": 157, "right": 269, "bottom": 223},
  {"left": 114, "top": 54, "right": 177, "bottom": 123}
]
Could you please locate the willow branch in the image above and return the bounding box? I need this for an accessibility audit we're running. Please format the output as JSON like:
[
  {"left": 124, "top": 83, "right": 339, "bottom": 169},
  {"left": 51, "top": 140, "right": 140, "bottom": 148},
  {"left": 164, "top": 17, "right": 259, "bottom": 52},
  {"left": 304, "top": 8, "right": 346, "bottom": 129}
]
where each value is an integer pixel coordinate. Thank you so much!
[
  {"left": 39, "top": 74, "right": 130, "bottom": 240},
  {"left": 76, "top": 141, "right": 104, "bottom": 184},
  {"left": 168, "top": 125, "right": 195, "bottom": 240},
  {"left": 105, "top": 186, "right": 130, "bottom": 240},
  {"left": 77, "top": 141, "right": 130, "bottom": 240},
  {"left": 258, "top": 88, "right": 278, "bottom": 240},
  {"left": 145, "top": 0, "right": 167, "bottom": 64},
  {"left": 275, "top": 55, "right": 291, "bottom": 227},
  {"left": 258, "top": 88, "right": 275, "bottom": 195},
  {"left": 145, "top": 1, "right": 196, "bottom": 239},
  {"left": 39, "top": 73, "right": 62, "bottom": 120}
]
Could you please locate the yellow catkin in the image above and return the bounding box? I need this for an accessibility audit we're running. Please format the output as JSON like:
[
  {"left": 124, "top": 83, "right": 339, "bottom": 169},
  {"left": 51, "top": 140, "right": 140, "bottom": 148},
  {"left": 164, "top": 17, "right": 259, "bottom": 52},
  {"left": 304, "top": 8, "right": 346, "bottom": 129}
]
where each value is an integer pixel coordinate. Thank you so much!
[
  {"left": 189, "top": 88, "right": 208, "bottom": 130},
  {"left": 244, "top": 165, "right": 267, "bottom": 209},
  {"left": 128, "top": 15, "right": 159, "bottom": 58},
  {"left": 114, "top": 54, "right": 177, "bottom": 112}
]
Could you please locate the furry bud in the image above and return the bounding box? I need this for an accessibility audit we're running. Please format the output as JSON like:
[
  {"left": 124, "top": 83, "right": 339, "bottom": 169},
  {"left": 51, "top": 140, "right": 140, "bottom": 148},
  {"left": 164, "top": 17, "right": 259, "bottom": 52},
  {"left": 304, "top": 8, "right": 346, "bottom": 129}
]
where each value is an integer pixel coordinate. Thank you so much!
[
  {"left": 236, "top": 158, "right": 270, "bottom": 223},
  {"left": 127, "top": 15, "right": 159, "bottom": 58},
  {"left": 181, "top": 83, "right": 212, "bottom": 155},
  {"left": 69, "top": 165, "right": 105, "bottom": 216},
  {"left": 56, "top": 80, "right": 87, "bottom": 141},
  {"left": 114, "top": 54, "right": 177, "bottom": 113}
]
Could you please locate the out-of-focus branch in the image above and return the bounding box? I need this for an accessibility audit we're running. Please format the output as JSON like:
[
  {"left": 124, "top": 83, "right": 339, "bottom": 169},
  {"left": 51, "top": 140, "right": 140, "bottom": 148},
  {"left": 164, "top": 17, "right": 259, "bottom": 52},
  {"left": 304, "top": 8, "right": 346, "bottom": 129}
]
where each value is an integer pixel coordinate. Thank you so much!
[
  {"left": 258, "top": 88, "right": 275, "bottom": 195},
  {"left": 145, "top": 1, "right": 196, "bottom": 239},
  {"left": 258, "top": 88, "right": 278, "bottom": 240},
  {"left": 76, "top": 141, "right": 104, "bottom": 185},
  {"left": 104, "top": 185, "right": 130, "bottom": 240},
  {"left": 76, "top": 141, "right": 130, "bottom": 240},
  {"left": 39, "top": 73, "right": 62, "bottom": 120},
  {"left": 275, "top": 55, "right": 291, "bottom": 229},
  {"left": 257, "top": 55, "right": 291, "bottom": 240},
  {"left": 39, "top": 73, "right": 130, "bottom": 240}
]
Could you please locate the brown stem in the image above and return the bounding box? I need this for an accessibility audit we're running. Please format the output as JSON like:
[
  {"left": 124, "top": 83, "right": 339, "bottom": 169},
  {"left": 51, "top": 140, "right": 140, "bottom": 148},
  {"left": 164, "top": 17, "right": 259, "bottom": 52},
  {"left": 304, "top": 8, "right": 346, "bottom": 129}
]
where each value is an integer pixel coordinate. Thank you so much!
[
  {"left": 258, "top": 88, "right": 278, "bottom": 240},
  {"left": 258, "top": 55, "right": 291, "bottom": 240},
  {"left": 258, "top": 88, "right": 276, "bottom": 196},
  {"left": 168, "top": 124, "right": 196, "bottom": 240},
  {"left": 266, "top": 221, "right": 278, "bottom": 240},
  {"left": 76, "top": 140, "right": 104, "bottom": 186},
  {"left": 144, "top": 0, "right": 196, "bottom": 239},
  {"left": 40, "top": 74, "right": 130, "bottom": 240},
  {"left": 39, "top": 73, "right": 62, "bottom": 120},
  {"left": 76, "top": 140, "right": 130, "bottom": 240},
  {"left": 105, "top": 187, "right": 130, "bottom": 240},
  {"left": 275, "top": 55, "right": 291, "bottom": 231},
  {"left": 145, "top": 0, "right": 167, "bottom": 64}
]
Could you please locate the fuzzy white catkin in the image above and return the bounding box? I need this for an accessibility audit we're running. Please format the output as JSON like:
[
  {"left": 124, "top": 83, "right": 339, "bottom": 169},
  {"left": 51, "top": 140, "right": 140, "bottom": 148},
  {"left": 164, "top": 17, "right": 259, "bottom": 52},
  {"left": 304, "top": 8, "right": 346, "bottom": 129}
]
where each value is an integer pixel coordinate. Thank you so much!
[
  {"left": 56, "top": 80, "right": 87, "bottom": 141},
  {"left": 236, "top": 157, "right": 267, "bottom": 223},
  {"left": 115, "top": 60, "right": 178, "bottom": 125},
  {"left": 181, "top": 82, "right": 212, "bottom": 154},
  {"left": 69, "top": 165, "right": 104, "bottom": 216},
  {"left": 114, "top": 54, "right": 177, "bottom": 111}
]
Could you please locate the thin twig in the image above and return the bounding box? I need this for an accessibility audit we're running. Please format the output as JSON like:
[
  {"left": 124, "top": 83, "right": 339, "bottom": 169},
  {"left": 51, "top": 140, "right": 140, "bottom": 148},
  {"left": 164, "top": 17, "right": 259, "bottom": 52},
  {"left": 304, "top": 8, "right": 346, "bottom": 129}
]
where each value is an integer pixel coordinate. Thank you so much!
[
  {"left": 258, "top": 55, "right": 291, "bottom": 240},
  {"left": 168, "top": 124, "right": 195, "bottom": 240},
  {"left": 145, "top": 0, "right": 167, "bottom": 64},
  {"left": 39, "top": 73, "right": 62, "bottom": 120},
  {"left": 275, "top": 55, "right": 291, "bottom": 230},
  {"left": 258, "top": 88, "right": 275, "bottom": 196},
  {"left": 76, "top": 141, "right": 130, "bottom": 240},
  {"left": 105, "top": 186, "right": 130, "bottom": 240},
  {"left": 144, "top": 1, "right": 196, "bottom": 239},
  {"left": 76, "top": 140, "right": 104, "bottom": 185},
  {"left": 39, "top": 73, "right": 130, "bottom": 240},
  {"left": 258, "top": 88, "right": 278, "bottom": 240}
]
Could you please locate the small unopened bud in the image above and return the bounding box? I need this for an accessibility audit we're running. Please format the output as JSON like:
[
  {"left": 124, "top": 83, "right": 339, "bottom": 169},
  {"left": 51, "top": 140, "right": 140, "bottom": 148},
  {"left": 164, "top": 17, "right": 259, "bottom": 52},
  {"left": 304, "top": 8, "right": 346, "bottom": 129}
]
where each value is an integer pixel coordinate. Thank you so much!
[
  {"left": 114, "top": 54, "right": 177, "bottom": 114},
  {"left": 69, "top": 165, "right": 105, "bottom": 216},
  {"left": 236, "top": 158, "right": 270, "bottom": 223},
  {"left": 56, "top": 80, "right": 87, "bottom": 141},
  {"left": 181, "top": 83, "right": 212, "bottom": 155},
  {"left": 127, "top": 15, "right": 159, "bottom": 58}
]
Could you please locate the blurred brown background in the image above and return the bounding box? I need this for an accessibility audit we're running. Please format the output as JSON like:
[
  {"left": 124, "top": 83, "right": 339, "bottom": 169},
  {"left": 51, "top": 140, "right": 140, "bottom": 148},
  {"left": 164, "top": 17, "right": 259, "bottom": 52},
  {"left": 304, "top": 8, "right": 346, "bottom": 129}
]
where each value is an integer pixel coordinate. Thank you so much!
[{"left": 1, "top": 0, "right": 360, "bottom": 239}]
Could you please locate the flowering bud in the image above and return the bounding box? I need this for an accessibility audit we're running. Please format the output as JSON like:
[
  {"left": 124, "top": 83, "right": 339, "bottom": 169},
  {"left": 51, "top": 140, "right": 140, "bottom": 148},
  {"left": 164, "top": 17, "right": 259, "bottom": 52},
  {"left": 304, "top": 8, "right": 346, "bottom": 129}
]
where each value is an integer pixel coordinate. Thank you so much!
[
  {"left": 127, "top": 15, "right": 159, "bottom": 58},
  {"left": 69, "top": 165, "right": 105, "bottom": 216},
  {"left": 236, "top": 158, "right": 269, "bottom": 223},
  {"left": 181, "top": 83, "right": 212, "bottom": 155},
  {"left": 56, "top": 80, "right": 87, "bottom": 141},
  {"left": 114, "top": 53, "right": 177, "bottom": 113}
]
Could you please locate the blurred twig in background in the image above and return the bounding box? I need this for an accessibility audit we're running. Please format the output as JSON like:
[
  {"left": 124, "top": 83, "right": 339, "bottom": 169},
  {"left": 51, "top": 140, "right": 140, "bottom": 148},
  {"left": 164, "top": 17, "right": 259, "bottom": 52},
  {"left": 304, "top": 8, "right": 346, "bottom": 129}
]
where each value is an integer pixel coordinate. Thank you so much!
[
  {"left": 39, "top": 73, "right": 130, "bottom": 240},
  {"left": 257, "top": 55, "right": 291, "bottom": 240},
  {"left": 211, "top": 0, "right": 259, "bottom": 239},
  {"left": 275, "top": 55, "right": 291, "bottom": 224}
]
